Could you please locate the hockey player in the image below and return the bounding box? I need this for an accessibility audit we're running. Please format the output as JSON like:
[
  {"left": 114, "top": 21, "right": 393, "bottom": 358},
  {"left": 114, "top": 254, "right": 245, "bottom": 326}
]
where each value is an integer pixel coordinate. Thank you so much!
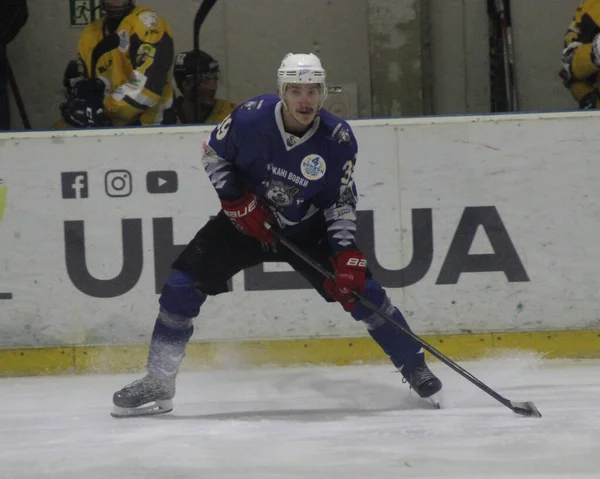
[
  {"left": 560, "top": 0, "right": 600, "bottom": 109},
  {"left": 60, "top": 0, "right": 177, "bottom": 127},
  {"left": 112, "top": 52, "right": 442, "bottom": 417},
  {"left": 172, "top": 49, "right": 236, "bottom": 124}
]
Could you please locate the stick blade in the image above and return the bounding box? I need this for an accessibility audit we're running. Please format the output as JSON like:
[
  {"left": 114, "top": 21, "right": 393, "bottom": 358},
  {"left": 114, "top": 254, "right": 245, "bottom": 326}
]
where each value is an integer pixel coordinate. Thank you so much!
[{"left": 510, "top": 400, "right": 542, "bottom": 418}]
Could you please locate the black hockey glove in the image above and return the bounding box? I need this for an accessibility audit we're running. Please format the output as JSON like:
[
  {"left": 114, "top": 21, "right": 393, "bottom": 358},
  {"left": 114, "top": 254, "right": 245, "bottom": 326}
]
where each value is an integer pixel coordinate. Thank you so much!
[
  {"left": 60, "top": 78, "right": 112, "bottom": 128},
  {"left": 579, "top": 91, "right": 600, "bottom": 110}
]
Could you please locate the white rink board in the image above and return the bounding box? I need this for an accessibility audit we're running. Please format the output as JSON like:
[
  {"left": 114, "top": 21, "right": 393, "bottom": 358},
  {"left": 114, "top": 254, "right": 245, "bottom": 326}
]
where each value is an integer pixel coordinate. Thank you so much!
[{"left": 1, "top": 112, "right": 600, "bottom": 348}]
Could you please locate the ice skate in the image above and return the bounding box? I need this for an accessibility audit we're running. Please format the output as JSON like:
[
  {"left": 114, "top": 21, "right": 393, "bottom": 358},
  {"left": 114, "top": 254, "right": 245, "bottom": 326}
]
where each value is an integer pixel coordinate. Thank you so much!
[
  {"left": 111, "top": 374, "right": 176, "bottom": 418},
  {"left": 403, "top": 362, "right": 443, "bottom": 408}
]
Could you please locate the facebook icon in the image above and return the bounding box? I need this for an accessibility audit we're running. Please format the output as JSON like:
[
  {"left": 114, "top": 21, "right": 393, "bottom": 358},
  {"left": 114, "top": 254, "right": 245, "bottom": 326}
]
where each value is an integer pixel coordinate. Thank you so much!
[{"left": 61, "top": 172, "right": 89, "bottom": 199}]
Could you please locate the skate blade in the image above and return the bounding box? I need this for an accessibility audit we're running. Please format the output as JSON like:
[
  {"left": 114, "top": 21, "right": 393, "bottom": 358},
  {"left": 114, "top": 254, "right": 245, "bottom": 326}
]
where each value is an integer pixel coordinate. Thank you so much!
[
  {"left": 425, "top": 392, "right": 442, "bottom": 410},
  {"left": 110, "top": 399, "right": 173, "bottom": 418}
]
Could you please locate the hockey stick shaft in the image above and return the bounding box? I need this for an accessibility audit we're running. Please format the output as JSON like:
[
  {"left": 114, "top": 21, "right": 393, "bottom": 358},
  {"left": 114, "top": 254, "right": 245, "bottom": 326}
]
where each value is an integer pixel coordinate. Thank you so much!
[
  {"left": 6, "top": 58, "right": 31, "bottom": 129},
  {"left": 194, "top": 0, "right": 218, "bottom": 53},
  {"left": 267, "top": 225, "right": 541, "bottom": 417},
  {"left": 505, "top": 23, "right": 519, "bottom": 109},
  {"left": 193, "top": 0, "right": 219, "bottom": 123},
  {"left": 495, "top": 0, "right": 518, "bottom": 111}
]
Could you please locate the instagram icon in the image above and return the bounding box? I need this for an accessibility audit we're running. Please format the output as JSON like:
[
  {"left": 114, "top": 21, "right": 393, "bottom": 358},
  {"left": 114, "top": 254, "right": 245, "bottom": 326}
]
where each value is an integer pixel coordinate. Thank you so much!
[{"left": 105, "top": 170, "right": 132, "bottom": 198}]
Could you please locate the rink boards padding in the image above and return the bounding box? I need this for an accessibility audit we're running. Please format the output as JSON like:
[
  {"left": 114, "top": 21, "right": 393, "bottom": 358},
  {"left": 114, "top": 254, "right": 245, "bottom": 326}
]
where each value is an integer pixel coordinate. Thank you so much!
[
  {"left": 0, "top": 329, "right": 599, "bottom": 376},
  {"left": 2, "top": 112, "right": 600, "bottom": 375}
]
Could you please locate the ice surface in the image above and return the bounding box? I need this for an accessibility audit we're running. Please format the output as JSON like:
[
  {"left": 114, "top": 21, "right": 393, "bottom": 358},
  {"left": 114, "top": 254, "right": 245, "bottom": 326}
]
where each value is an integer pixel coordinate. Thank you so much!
[{"left": 0, "top": 355, "right": 599, "bottom": 478}]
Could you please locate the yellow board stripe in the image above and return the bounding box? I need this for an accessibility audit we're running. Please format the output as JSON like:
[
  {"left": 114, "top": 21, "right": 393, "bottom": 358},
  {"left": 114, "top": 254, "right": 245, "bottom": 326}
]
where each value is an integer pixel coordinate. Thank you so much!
[{"left": 1, "top": 329, "right": 599, "bottom": 377}]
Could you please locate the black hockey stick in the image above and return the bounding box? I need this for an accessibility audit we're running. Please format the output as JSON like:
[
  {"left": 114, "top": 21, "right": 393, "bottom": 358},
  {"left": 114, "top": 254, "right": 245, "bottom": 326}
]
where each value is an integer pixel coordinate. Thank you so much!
[
  {"left": 265, "top": 224, "right": 541, "bottom": 418},
  {"left": 6, "top": 59, "right": 31, "bottom": 129},
  {"left": 498, "top": 0, "right": 518, "bottom": 111},
  {"left": 487, "top": 0, "right": 505, "bottom": 112},
  {"left": 489, "top": 0, "right": 518, "bottom": 111},
  {"left": 193, "top": 0, "right": 219, "bottom": 123},
  {"left": 193, "top": 0, "right": 218, "bottom": 53}
]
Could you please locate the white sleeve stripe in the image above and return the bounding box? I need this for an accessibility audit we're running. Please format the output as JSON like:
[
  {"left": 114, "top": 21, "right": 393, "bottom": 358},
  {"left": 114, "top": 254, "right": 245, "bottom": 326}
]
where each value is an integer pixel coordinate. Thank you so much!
[
  {"left": 210, "top": 171, "right": 231, "bottom": 184},
  {"left": 204, "top": 161, "right": 230, "bottom": 176},
  {"left": 328, "top": 222, "right": 357, "bottom": 232},
  {"left": 332, "top": 231, "right": 355, "bottom": 240},
  {"left": 111, "top": 83, "right": 157, "bottom": 108},
  {"left": 201, "top": 151, "right": 234, "bottom": 190}
]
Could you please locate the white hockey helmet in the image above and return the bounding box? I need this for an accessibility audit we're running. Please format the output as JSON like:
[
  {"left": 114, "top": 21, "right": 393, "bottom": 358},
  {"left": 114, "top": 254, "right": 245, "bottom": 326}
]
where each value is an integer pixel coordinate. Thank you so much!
[{"left": 277, "top": 53, "right": 327, "bottom": 105}]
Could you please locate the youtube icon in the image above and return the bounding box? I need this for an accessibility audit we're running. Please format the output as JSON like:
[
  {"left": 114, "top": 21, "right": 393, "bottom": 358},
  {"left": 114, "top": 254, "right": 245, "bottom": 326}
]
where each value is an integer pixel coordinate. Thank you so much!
[{"left": 146, "top": 170, "right": 178, "bottom": 194}]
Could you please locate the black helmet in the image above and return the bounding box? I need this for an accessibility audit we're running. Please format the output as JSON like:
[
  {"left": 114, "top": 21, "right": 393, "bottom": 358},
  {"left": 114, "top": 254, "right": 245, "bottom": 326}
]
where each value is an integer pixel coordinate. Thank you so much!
[
  {"left": 173, "top": 50, "right": 219, "bottom": 91},
  {"left": 100, "top": 0, "right": 135, "bottom": 19}
]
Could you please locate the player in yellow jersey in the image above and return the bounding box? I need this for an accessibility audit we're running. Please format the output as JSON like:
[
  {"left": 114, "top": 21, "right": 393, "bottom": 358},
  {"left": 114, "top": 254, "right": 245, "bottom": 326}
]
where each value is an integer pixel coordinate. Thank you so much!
[
  {"left": 560, "top": 0, "right": 600, "bottom": 109},
  {"left": 60, "top": 0, "right": 176, "bottom": 127},
  {"left": 172, "top": 50, "right": 235, "bottom": 124}
]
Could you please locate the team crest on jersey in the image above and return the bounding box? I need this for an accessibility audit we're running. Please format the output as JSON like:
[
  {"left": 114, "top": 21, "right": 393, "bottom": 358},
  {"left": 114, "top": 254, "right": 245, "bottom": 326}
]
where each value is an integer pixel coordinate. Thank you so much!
[
  {"left": 138, "top": 11, "right": 159, "bottom": 29},
  {"left": 332, "top": 123, "right": 352, "bottom": 146},
  {"left": 300, "top": 155, "right": 326, "bottom": 181},
  {"left": 265, "top": 179, "right": 299, "bottom": 207},
  {"left": 241, "top": 100, "right": 264, "bottom": 110}
]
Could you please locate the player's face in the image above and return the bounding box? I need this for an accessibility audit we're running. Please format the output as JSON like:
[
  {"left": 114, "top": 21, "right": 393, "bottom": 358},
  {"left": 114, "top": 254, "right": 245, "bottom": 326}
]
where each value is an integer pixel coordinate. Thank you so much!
[
  {"left": 181, "top": 73, "right": 218, "bottom": 107},
  {"left": 282, "top": 84, "right": 322, "bottom": 128}
]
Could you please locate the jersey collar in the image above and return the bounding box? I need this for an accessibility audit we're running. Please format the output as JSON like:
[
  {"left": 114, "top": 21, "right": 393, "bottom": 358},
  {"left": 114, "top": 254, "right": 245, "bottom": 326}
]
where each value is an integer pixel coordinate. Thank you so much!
[{"left": 275, "top": 101, "right": 321, "bottom": 151}]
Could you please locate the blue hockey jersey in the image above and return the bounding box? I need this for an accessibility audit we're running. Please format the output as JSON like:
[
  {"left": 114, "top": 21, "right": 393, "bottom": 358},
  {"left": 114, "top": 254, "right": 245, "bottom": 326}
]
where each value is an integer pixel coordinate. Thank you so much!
[{"left": 202, "top": 94, "right": 358, "bottom": 252}]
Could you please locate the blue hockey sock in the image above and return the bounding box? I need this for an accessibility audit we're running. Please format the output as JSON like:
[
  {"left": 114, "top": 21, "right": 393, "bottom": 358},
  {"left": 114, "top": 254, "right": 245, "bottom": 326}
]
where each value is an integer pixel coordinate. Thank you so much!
[
  {"left": 147, "top": 270, "right": 206, "bottom": 378},
  {"left": 351, "top": 279, "right": 424, "bottom": 373},
  {"left": 147, "top": 317, "right": 194, "bottom": 378},
  {"left": 367, "top": 319, "right": 424, "bottom": 373}
]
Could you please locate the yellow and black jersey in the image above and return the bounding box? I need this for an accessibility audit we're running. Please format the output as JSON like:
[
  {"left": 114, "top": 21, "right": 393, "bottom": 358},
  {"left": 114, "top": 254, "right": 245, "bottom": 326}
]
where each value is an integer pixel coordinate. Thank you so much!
[
  {"left": 174, "top": 97, "right": 236, "bottom": 124},
  {"left": 561, "top": 0, "right": 600, "bottom": 107},
  {"left": 77, "top": 6, "right": 175, "bottom": 126},
  {"left": 52, "top": 119, "right": 71, "bottom": 129},
  {"left": 205, "top": 99, "right": 236, "bottom": 123}
]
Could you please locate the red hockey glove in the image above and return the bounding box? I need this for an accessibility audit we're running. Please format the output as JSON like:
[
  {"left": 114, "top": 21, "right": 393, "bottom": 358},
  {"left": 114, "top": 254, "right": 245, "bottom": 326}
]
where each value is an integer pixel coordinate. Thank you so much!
[
  {"left": 221, "top": 192, "right": 275, "bottom": 243},
  {"left": 323, "top": 249, "right": 367, "bottom": 311}
]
